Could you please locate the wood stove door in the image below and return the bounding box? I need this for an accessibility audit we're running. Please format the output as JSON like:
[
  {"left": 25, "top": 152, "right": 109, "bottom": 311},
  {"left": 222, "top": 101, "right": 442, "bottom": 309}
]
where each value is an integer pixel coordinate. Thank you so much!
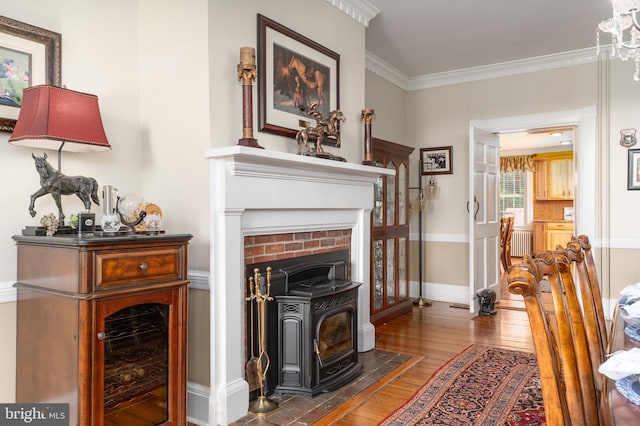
[{"left": 93, "top": 287, "right": 187, "bottom": 425}]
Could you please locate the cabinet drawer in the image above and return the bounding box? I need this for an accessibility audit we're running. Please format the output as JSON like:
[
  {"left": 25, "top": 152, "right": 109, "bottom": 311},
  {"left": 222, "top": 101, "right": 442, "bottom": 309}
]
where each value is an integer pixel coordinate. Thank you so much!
[
  {"left": 546, "top": 222, "right": 573, "bottom": 231},
  {"left": 95, "top": 247, "right": 182, "bottom": 289}
]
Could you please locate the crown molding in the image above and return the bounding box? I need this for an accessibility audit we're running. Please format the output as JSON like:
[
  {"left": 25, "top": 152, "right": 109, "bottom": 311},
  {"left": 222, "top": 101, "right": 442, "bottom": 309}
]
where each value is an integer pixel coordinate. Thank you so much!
[
  {"left": 365, "top": 50, "right": 409, "bottom": 90},
  {"left": 366, "top": 47, "right": 604, "bottom": 91},
  {"left": 324, "top": 0, "right": 380, "bottom": 27}
]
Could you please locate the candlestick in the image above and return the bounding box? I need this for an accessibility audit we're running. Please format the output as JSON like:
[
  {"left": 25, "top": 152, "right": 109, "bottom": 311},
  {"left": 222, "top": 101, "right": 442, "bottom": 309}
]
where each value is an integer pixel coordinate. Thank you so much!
[
  {"left": 237, "top": 46, "right": 263, "bottom": 149},
  {"left": 361, "top": 109, "right": 376, "bottom": 165}
]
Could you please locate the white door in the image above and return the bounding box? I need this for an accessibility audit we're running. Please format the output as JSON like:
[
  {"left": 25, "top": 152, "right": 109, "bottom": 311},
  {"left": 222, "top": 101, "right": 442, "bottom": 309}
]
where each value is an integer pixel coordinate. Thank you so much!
[{"left": 468, "top": 126, "right": 501, "bottom": 313}]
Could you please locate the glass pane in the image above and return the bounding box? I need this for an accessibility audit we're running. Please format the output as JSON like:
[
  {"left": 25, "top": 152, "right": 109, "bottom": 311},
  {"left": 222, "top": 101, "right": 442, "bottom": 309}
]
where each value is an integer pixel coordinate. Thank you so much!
[
  {"left": 398, "top": 237, "right": 407, "bottom": 299},
  {"left": 398, "top": 163, "right": 407, "bottom": 225},
  {"left": 373, "top": 160, "right": 384, "bottom": 227},
  {"left": 104, "top": 303, "right": 169, "bottom": 425},
  {"left": 386, "top": 238, "right": 395, "bottom": 304},
  {"left": 318, "top": 311, "right": 352, "bottom": 361},
  {"left": 373, "top": 239, "right": 384, "bottom": 310},
  {"left": 386, "top": 162, "right": 396, "bottom": 226}
]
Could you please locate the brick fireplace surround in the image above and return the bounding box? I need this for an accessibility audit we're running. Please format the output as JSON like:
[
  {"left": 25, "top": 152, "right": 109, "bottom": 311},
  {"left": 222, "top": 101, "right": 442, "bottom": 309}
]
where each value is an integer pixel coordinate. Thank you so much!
[{"left": 206, "top": 147, "right": 391, "bottom": 425}]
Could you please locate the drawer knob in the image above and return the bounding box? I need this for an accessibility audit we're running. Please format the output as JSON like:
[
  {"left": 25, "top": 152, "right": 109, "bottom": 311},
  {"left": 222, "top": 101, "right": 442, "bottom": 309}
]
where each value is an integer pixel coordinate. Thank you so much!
[
  {"left": 139, "top": 262, "right": 149, "bottom": 271},
  {"left": 97, "top": 332, "right": 106, "bottom": 341}
]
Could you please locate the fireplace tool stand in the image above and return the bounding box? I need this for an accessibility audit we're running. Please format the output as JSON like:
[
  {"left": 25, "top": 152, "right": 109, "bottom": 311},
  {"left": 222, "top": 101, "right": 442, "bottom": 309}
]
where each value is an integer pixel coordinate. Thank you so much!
[{"left": 247, "top": 267, "right": 279, "bottom": 416}]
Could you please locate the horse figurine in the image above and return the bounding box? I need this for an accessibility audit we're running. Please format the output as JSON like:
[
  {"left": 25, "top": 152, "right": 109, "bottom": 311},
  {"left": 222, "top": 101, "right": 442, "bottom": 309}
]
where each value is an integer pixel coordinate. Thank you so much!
[
  {"left": 295, "top": 106, "right": 346, "bottom": 155},
  {"left": 29, "top": 153, "right": 100, "bottom": 225}
]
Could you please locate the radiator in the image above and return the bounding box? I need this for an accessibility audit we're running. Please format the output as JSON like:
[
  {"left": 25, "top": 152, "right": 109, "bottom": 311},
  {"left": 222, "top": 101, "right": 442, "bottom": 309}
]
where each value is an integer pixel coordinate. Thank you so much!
[{"left": 511, "top": 230, "right": 533, "bottom": 257}]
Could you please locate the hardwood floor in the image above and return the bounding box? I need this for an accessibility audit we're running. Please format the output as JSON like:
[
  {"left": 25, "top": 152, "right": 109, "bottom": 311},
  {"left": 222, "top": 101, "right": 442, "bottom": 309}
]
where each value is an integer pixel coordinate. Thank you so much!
[{"left": 317, "top": 296, "right": 535, "bottom": 425}]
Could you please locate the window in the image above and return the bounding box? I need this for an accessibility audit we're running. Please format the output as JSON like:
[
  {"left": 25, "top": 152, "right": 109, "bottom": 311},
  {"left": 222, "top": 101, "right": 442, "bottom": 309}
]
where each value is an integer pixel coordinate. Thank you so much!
[{"left": 499, "top": 171, "right": 532, "bottom": 227}]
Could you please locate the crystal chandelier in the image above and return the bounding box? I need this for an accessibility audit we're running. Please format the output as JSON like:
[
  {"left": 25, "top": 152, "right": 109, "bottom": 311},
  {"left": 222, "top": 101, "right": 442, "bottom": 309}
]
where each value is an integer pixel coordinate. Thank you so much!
[{"left": 597, "top": 0, "right": 640, "bottom": 80}]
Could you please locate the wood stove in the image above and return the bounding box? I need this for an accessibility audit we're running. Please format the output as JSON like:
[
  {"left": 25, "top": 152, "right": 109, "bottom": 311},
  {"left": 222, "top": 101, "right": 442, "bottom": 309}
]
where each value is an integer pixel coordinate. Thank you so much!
[{"left": 246, "top": 250, "right": 362, "bottom": 398}]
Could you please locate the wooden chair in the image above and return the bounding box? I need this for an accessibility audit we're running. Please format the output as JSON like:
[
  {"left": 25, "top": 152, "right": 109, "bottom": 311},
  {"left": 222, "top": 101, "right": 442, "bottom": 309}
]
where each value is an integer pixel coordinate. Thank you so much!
[
  {"left": 507, "top": 254, "right": 568, "bottom": 426},
  {"left": 565, "top": 235, "right": 608, "bottom": 390},
  {"left": 500, "top": 216, "right": 514, "bottom": 271},
  {"left": 508, "top": 249, "right": 612, "bottom": 425}
]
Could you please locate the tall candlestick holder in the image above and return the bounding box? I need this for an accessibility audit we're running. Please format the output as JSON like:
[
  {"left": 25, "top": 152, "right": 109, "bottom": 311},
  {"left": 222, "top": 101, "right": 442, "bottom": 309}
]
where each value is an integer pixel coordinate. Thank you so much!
[
  {"left": 237, "top": 47, "right": 263, "bottom": 149},
  {"left": 360, "top": 109, "right": 376, "bottom": 165}
]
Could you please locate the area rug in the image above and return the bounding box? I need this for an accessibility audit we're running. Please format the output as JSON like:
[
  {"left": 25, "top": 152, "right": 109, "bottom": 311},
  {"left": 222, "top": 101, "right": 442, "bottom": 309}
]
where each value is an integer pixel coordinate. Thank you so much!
[{"left": 378, "top": 345, "right": 545, "bottom": 426}]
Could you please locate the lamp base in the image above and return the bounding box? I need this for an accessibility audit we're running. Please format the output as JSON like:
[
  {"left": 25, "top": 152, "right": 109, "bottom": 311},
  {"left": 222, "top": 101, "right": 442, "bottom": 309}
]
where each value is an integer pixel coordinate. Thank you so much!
[
  {"left": 412, "top": 297, "right": 432, "bottom": 307},
  {"left": 238, "top": 138, "right": 264, "bottom": 149}
]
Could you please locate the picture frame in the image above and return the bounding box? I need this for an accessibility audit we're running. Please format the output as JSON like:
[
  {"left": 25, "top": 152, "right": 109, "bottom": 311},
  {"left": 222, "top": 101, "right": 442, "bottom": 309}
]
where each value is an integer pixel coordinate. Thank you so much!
[
  {"left": 0, "top": 16, "right": 61, "bottom": 132},
  {"left": 257, "top": 14, "right": 340, "bottom": 143},
  {"left": 420, "top": 146, "right": 453, "bottom": 175},
  {"left": 628, "top": 149, "right": 640, "bottom": 190}
]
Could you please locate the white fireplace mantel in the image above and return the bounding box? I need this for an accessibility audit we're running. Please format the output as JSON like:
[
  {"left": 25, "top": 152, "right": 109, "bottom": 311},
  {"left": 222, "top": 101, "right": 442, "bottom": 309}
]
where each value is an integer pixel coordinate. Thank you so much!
[{"left": 206, "top": 146, "right": 392, "bottom": 425}]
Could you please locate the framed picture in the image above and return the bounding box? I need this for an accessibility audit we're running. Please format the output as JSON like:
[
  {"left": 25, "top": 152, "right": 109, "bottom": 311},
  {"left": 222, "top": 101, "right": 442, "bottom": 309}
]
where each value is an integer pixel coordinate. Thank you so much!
[
  {"left": 257, "top": 14, "right": 340, "bottom": 143},
  {"left": 0, "top": 16, "right": 61, "bottom": 132},
  {"left": 421, "top": 146, "right": 453, "bottom": 175},
  {"left": 628, "top": 149, "right": 640, "bottom": 190}
]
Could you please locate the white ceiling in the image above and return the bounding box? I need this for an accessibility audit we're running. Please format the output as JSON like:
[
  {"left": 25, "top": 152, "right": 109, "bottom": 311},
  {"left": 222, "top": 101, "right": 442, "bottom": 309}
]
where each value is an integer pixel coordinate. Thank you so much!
[
  {"left": 362, "top": 0, "right": 610, "bottom": 151},
  {"left": 365, "top": 0, "right": 612, "bottom": 78}
]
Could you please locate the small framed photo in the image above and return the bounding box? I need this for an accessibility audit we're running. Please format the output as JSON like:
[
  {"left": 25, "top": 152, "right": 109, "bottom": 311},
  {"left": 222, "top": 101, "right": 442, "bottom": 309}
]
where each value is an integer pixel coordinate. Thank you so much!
[
  {"left": 420, "top": 146, "right": 453, "bottom": 175},
  {"left": 628, "top": 149, "right": 640, "bottom": 190},
  {"left": 0, "top": 16, "right": 61, "bottom": 132}
]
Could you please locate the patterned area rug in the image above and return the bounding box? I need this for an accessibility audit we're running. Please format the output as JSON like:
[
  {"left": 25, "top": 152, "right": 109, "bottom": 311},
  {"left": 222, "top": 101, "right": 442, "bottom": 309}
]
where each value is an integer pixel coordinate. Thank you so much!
[{"left": 378, "top": 345, "right": 545, "bottom": 425}]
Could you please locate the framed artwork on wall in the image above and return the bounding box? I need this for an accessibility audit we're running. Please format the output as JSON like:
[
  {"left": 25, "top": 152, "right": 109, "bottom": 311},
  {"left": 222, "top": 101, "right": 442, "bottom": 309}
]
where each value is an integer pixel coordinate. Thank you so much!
[
  {"left": 628, "top": 149, "right": 640, "bottom": 190},
  {"left": 420, "top": 146, "right": 453, "bottom": 175},
  {"left": 0, "top": 16, "right": 61, "bottom": 132},
  {"left": 257, "top": 14, "right": 340, "bottom": 143}
]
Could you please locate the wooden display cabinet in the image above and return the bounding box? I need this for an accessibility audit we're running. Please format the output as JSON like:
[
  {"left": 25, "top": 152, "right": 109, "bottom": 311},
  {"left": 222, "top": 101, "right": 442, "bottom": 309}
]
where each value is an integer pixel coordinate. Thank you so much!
[
  {"left": 13, "top": 233, "right": 192, "bottom": 426},
  {"left": 370, "top": 138, "right": 414, "bottom": 325}
]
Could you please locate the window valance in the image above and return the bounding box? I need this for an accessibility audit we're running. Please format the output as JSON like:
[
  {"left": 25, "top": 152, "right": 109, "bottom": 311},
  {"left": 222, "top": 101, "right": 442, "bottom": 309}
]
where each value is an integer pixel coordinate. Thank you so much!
[{"left": 500, "top": 155, "right": 535, "bottom": 173}]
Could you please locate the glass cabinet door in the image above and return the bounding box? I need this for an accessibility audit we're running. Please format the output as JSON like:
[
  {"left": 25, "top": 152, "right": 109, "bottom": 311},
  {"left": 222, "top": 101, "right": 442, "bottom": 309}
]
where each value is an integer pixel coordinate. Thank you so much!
[{"left": 370, "top": 138, "right": 414, "bottom": 324}]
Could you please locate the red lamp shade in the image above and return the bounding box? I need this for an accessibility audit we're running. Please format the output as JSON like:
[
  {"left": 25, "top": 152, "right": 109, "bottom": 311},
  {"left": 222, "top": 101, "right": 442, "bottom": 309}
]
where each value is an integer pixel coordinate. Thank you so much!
[{"left": 9, "top": 85, "right": 111, "bottom": 152}]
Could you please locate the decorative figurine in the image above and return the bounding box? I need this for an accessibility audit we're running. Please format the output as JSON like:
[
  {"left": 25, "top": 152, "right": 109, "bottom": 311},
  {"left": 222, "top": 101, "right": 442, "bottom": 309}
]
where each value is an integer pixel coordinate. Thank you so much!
[
  {"left": 295, "top": 102, "right": 346, "bottom": 160},
  {"left": 29, "top": 153, "right": 100, "bottom": 226}
]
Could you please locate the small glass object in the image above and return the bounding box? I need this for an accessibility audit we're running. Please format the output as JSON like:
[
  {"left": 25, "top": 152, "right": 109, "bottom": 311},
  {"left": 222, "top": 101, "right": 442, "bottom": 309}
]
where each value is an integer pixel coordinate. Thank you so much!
[
  {"left": 143, "top": 203, "right": 162, "bottom": 234},
  {"left": 101, "top": 185, "right": 121, "bottom": 233}
]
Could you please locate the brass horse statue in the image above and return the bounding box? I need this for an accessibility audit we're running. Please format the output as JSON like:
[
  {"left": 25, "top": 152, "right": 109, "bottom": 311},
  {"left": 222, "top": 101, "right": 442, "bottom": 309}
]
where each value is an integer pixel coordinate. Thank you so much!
[
  {"left": 295, "top": 108, "right": 346, "bottom": 155},
  {"left": 29, "top": 153, "right": 100, "bottom": 225}
]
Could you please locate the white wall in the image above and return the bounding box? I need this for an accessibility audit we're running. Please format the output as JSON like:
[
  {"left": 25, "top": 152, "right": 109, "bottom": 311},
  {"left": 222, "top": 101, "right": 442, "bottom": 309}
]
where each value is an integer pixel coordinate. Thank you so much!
[{"left": 0, "top": 0, "right": 367, "bottom": 404}]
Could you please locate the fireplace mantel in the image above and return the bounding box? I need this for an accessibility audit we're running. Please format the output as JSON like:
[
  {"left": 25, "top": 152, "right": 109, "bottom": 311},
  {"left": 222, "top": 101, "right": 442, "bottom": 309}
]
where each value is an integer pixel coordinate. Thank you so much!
[{"left": 206, "top": 146, "right": 392, "bottom": 425}]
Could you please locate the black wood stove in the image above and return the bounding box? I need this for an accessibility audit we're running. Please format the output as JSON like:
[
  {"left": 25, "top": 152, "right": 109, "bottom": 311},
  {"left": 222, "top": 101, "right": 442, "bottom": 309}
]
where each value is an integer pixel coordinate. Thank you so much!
[{"left": 247, "top": 250, "right": 362, "bottom": 398}]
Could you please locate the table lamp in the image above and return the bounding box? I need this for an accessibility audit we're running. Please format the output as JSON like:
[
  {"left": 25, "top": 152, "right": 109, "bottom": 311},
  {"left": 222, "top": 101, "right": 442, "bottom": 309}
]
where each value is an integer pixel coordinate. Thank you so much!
[{"left": 9, "top": 85, "right": 111, "bottom": 229}]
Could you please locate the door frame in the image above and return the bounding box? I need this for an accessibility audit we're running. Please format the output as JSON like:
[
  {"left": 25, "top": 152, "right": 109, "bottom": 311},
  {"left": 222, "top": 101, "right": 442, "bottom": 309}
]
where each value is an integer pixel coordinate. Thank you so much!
[{"left": 469, "top": 106, "right": 597, "bottom": 312}]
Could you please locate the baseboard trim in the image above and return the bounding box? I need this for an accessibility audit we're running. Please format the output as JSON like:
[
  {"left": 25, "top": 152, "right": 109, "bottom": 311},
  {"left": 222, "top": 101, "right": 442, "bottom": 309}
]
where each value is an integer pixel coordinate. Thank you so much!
[{"left": 187, "top": 381, "right": 210, "bottom": 425}]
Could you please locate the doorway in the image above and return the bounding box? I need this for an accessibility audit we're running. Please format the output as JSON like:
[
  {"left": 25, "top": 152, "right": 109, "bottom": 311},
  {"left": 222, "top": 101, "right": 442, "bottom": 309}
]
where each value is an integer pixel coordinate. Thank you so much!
[
  {"left": 469, "top": 107, "right": 597, "bottom": 314},
  {"left": 498, "top": 126, "right": 576, "bottom": 306}
]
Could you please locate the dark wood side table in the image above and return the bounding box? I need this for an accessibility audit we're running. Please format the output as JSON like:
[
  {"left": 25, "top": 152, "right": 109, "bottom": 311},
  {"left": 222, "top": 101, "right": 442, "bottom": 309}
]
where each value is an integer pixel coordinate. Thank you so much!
[{"left": 13, "top": 233, "right": 192, "bottom": 426}]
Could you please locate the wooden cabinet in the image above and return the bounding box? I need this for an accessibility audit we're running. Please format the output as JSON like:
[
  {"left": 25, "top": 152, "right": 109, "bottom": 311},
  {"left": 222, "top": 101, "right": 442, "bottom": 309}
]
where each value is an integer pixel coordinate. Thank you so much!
[
  {"left": 370, "top": 138, "right": 414, "bottom": 325},
  {"left": 532, "top": 221, "right": 574, "bottom": 252},
  {"left": 545, "top": 222, "right": 574, "bottom": 250},
  {"left": 14, "top": 234, "right": 192, "bottom": 426},
  {"left": 534, "top": 160, "right": 548, "bottom": 200},
  {"left": 532, "top": 221, "right": 545, "bottom": 253},
  {"left": 534, "top": 153, "right": 573, "bottom": 200}
]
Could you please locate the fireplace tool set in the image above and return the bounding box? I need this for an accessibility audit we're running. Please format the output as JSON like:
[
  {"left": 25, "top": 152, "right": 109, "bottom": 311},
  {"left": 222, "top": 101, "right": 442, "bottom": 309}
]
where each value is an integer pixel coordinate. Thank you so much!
[{"left": 246, "top": 267, "right": 279, "bottom": 415}]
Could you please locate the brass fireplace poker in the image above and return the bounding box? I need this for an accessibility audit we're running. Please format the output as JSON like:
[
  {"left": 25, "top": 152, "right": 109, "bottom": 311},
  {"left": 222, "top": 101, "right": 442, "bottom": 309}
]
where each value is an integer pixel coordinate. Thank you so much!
[{"left": 247, "top": 267, "right": 279, "bottom": 415}]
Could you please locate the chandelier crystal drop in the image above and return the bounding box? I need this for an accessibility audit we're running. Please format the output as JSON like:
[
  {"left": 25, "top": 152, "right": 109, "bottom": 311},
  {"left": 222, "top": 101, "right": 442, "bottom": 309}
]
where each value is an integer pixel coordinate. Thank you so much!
[{"left": 597, "top": 0, "right": 640, "bottom": 80}]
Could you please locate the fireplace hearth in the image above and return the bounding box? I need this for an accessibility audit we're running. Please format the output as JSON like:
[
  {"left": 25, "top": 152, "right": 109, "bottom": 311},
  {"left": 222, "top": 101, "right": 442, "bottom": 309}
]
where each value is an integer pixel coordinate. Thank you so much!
[{"left": 247, "top": 250, "right": 362, "bottom": 398}]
